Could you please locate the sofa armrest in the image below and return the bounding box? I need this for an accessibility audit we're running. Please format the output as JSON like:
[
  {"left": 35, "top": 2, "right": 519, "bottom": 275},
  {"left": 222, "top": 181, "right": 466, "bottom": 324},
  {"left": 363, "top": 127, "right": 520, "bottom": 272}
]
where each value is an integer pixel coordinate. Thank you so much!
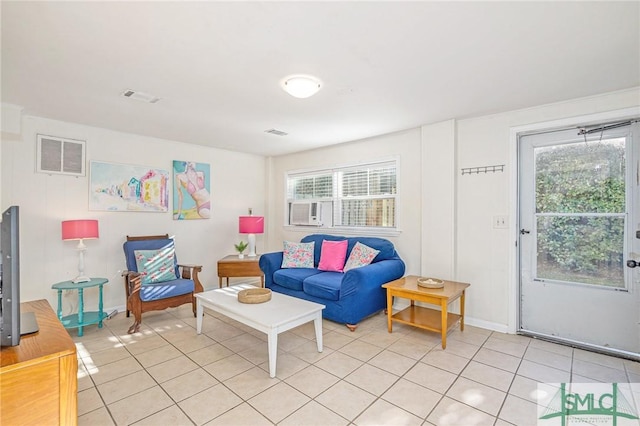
[
  {"left": 259, "top": 252, "right": 284, "bottom": 287},
  {"left": 342, "top": 257, "right": 406, "bottom": 296}
]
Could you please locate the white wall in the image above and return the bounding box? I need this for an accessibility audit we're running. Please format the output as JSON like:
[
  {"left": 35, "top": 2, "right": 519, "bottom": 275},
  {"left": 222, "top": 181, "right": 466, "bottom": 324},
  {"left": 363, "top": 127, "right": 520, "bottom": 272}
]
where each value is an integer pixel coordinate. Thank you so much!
[
  {"left": 456, "top": 87, "right": 640, "bottom": 331},
  {"left": 267, "top": 87, "right": 640, "bottom": 332},
  {"left": 421, "top": 119, "right": 456, "bottom": 279},
  {"left": 4, "top": 87, "right": 638, "bottom": 332},
  {"left": 1, "top": 115, "right": 266, "bottom": 316},
  {"left": 265, "top": 128, "right": 424, "bottom": 277}
]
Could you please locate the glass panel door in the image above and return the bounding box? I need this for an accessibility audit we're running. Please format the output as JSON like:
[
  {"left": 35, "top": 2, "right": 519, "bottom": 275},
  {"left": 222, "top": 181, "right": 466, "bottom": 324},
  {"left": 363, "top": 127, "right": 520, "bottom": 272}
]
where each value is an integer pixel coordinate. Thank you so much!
[
  {"left": 535, "top": 138, "right": 627, "bottom": 289},
  {"left": 519, "top": 123, "right": 639, "bottom": 355}
]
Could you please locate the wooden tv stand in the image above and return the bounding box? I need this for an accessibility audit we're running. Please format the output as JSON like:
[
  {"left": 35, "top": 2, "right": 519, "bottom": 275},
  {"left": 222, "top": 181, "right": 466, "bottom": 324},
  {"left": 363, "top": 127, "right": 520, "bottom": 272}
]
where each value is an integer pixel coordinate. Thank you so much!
[{"left": 1, "top": 299, "right": 78, "bottom": 425}]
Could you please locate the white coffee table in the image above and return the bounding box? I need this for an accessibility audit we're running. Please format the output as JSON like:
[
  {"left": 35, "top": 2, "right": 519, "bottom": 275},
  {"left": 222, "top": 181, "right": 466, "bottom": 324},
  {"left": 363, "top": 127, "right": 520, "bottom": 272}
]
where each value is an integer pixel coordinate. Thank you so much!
[{"left": 195, "top": 284, "right": 325, "bottom": 378}]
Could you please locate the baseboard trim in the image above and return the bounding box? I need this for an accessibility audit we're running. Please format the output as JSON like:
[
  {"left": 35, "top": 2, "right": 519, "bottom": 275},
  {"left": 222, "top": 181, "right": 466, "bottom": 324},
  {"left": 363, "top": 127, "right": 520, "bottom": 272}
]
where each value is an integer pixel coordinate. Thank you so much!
[{"left": 464, "top": 316, "right": 509, "bottom": 334}]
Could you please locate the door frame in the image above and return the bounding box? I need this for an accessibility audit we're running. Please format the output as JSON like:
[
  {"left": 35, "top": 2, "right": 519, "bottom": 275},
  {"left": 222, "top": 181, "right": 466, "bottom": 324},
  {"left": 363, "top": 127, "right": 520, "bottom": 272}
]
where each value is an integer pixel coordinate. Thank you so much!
[{"left": 507, "top": 106, "right": 640, "bottom": 334}]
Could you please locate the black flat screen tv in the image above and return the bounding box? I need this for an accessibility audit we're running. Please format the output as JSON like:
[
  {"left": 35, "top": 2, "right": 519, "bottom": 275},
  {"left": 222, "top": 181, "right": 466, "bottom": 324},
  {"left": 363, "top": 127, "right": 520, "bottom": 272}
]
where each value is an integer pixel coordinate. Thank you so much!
[{"left": 1, "top": 205, "right": 21, "bottom": 347}]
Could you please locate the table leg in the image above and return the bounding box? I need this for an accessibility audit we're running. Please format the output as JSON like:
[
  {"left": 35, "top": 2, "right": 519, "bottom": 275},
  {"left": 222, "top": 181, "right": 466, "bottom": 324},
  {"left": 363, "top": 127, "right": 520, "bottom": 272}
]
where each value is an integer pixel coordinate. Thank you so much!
[
  {"left": 386, "top": 289, "right": 393, "bottom": 333},
  {"left": 314, "top": 314, "right": 323, "bottom": 353},
  {"left": 218, "top": 277, "right": 222, "bottom": 288},
  {"left": 226, "top": 277, "right": 229, "bottom": 287},
  {"left": 78, "top": 288, "right": 84, "bottom": 337},
  {"left": 460, "top": 290, "right": 466, "bottom": 332},
  {"left": 56, "top": 290, "right": 63, "bottom": 321},
  {"left": 440, "top": 299, "right": 447, "bottom": 349},
  {"left": 196, "top": 299, "right": 203, "bottom": 334},
  {"left": 267, "top": 330, "right": 278, "bottom": 378},
  {"left": 98, "top": 284, "right": 104, "bottom": 329}
]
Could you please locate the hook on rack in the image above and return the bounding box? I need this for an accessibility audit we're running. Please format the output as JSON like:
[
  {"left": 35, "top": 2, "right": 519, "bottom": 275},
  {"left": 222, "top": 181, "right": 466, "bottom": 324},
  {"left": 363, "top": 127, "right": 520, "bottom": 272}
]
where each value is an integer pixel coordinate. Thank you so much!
[{"left": 461, "top": 164, "right": 505, "bottom": 175}]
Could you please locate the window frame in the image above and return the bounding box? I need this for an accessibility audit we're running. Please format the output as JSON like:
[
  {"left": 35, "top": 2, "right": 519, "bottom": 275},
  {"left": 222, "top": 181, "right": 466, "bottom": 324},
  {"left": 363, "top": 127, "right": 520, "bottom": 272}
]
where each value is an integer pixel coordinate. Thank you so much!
[{"left": 284, "top": 158, "right": 400, "bottom": 236}]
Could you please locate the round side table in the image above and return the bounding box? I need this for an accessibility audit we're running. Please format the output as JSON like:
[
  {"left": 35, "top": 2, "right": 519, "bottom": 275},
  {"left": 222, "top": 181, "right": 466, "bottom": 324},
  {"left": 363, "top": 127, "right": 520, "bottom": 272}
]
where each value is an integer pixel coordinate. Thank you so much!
[{"left": 51, "top": 277, "right": 108, "bottom": 337}]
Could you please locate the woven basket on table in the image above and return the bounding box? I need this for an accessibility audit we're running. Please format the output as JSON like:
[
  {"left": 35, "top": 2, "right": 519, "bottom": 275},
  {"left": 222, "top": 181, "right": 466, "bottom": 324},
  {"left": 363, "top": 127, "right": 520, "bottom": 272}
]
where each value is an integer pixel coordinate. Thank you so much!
[{"left": 237, "top": 288, "right": 272, "bottom": 304}]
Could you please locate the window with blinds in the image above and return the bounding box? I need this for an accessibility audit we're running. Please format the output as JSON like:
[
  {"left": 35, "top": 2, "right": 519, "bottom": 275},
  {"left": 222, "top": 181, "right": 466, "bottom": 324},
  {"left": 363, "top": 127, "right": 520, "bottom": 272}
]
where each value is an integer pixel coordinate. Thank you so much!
[{"left": 286, "top": 160, "right": 397, "bottom": 229}]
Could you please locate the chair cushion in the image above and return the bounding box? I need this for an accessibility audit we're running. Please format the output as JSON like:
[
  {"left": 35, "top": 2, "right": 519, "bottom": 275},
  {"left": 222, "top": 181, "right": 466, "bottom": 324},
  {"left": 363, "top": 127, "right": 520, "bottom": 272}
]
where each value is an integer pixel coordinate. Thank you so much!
[
  {"left": 281, "top": 241, "right": 315, "bottom": 268},
  {"left": 318, "top": 240, "right": 348, "bottom": 272},
  {"left": 273, "top": 268, "right": 321, "bottom": 291},
  {"left": 134, "top": 248, "right": 179, "bottom": 284},
  {"left": 303, "top": 272, "right": 344, "bottom": 301},
  {"left": 139, "top": 278, "right": 194, "bottom": 302},
  {"left": 343, "top": 242, "right": 381, "bottom": 272}
]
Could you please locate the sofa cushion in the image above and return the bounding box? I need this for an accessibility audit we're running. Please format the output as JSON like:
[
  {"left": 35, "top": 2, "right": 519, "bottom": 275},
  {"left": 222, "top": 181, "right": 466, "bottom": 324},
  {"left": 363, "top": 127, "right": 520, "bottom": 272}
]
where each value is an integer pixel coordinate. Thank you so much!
[
  {"left": 301, "top": 234, "right": 397, "bottom": 264},
  {"left": 343, "top": 242, "right": 380, "bottom": 272},
  {"left": 273, "top": 268, "right": 321, "bottom": 291},
  {"left": 318, "top": 240, "right": 348, "bottom": 272},
  {"left": 139, "top": 278, "right": 194, "bottom": 302},
  {"left": 281, "top": 241, "right": 315, "bottom": 268},
  {"left": 303, "top": 272, "right": 344, "bottom": 301}
]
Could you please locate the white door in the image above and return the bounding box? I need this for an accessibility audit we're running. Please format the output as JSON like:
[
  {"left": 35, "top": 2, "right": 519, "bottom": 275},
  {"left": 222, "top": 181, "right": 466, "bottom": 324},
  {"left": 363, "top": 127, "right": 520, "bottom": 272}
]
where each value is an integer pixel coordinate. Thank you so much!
[{"left": 519, "top": 121, "right": 639, "bottom": 356}]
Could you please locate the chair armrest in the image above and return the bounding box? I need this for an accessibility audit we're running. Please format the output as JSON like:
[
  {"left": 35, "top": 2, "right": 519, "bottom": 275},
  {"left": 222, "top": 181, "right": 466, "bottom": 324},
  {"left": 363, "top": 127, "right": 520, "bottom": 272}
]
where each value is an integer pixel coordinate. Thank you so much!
[
  {"left": 123, "top": 271, "right": 142, "bottom": 297},
  {"left": 259, "top": 252, "right": 284, "bottom": 287},
  {"left": 177, "top": 264, "right": 204, "bottom": 293}
]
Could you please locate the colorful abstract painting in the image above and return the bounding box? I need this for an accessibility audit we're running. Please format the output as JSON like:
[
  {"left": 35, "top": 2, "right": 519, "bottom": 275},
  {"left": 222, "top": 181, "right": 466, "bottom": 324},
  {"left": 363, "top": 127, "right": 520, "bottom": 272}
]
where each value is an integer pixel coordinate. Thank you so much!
[
  {"left": 89, "top": 161, "right": 169, "bottom": 212},
  {"left": 173, "top": 160, "right": 211, "bottom": 220}
]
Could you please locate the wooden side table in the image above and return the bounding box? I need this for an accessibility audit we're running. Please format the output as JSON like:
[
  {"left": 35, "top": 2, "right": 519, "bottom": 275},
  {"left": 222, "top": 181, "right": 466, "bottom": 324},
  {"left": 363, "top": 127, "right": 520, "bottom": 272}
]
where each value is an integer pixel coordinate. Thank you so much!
[
  {"left": 51, "top": 277, "right": 108, "bottom": 337},
  {"left": 217, "top": 255, "right": 264, "bottom": 288},
  {"left": 382, "top": 275, "right": 470, "bottom": 349}
]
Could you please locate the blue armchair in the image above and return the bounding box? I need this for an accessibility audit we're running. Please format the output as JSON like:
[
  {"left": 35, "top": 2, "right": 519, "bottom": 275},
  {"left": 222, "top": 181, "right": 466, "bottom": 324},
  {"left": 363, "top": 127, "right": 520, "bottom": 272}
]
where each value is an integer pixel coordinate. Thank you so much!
[{"left": 123, "top": 234, "right": 203, "bottom": 334}]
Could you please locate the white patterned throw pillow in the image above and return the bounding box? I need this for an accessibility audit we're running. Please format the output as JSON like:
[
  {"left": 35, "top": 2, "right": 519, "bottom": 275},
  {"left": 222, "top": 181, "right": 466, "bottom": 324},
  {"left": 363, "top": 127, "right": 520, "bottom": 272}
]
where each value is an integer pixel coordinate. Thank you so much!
[
  {"left": 343, "top": 242, "right": 380, "bottom": 272},
  {"left": 281, "top": 241, "right": 315, "bottom": 268}
]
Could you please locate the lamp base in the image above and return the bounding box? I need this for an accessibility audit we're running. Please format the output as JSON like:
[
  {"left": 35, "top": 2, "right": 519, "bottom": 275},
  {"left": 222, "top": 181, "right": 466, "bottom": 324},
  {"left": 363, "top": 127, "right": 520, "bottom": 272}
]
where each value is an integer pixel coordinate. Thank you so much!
[
  {"left": 72, "top": 275, "right": 91, "bottom": 284},
  {"left": 247, "top": 233, "right": 257, "bottom": 257}
]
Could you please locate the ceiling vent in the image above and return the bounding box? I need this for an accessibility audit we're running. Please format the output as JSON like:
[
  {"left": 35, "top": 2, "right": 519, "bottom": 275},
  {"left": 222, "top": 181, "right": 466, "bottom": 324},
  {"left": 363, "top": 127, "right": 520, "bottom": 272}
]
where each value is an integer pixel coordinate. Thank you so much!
[
  {"left": 121, "top": 89, "right": 160, "bottom": 104},
  {"left": 264, "top": 129, "right": 288, "bottom": 136}
]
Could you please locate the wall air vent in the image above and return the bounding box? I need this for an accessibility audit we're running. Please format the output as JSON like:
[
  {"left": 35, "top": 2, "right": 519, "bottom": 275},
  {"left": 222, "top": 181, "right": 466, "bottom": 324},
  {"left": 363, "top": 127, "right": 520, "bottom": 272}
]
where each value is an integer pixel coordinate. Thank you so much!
[
  {"left": 121, "top": 89, "right": 160, "bottom": 104},
  {"left": 264, "top": 129, "right": 288, "bottom": 136},
  {"left": 36, "top": 134, "right": 86, "bottom": 176}
]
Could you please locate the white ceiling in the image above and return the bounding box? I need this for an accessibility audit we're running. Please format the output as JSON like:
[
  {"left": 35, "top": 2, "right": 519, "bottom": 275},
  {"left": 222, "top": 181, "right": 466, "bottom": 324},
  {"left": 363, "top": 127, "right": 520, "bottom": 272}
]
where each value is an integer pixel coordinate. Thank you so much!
[{"left": 2, "top": 1, "right": 639, "bottom": 157}]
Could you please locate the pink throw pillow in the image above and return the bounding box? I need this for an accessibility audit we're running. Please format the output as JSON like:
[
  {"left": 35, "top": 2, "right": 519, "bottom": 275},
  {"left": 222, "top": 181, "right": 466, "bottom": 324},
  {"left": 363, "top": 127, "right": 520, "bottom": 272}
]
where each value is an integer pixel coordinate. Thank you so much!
[{"left": 318, "top": 240, "right": 348, "bottom": 272}]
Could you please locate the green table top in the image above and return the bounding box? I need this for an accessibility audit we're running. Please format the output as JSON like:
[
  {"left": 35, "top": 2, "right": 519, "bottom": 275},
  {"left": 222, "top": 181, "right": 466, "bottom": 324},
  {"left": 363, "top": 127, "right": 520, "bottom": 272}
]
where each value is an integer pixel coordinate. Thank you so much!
[{"left": 51, "top": 277, "right": 109, "bottom": 290}]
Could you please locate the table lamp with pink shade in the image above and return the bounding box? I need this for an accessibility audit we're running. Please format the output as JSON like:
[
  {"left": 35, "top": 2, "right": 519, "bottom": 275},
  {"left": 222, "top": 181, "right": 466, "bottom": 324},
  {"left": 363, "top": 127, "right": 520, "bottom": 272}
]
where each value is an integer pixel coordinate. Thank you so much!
[
  {"left": 239, "top": 212, "right": 264, "bottom": 257},
  {"left": 62, "top": 219, "right": 99, "bottom": 283}
]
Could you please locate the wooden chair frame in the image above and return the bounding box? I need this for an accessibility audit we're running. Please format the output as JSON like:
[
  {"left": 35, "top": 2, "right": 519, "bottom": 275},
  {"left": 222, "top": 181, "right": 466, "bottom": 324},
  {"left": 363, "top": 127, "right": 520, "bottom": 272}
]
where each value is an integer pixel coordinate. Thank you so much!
[{"left": 123, "top": 234, "right": 204, "bottom": 334}]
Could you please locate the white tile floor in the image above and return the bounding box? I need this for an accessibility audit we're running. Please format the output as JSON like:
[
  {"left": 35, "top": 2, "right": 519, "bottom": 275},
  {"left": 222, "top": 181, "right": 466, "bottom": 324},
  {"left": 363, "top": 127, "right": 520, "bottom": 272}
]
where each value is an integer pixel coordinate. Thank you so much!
[{"left": 74, "top": 301, "right": 640, "bottom": 426}]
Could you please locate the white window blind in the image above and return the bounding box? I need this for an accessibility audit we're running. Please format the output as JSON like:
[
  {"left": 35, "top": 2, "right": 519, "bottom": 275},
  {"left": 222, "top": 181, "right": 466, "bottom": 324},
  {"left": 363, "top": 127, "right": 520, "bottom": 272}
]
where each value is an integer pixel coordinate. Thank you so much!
[
  {"left": 286, "top": 160, "right": 397, "bottom": 229},
  {"left": 286, "top": 172, "right": 333, "bottom": 200}
]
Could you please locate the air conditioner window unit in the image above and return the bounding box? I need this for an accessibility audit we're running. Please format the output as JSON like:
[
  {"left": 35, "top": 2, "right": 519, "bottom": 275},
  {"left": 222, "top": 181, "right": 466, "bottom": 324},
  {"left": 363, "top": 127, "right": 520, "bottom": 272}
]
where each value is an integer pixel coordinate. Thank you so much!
[{"left": 290, "top": 202, "right": 322, "bottom": 226}]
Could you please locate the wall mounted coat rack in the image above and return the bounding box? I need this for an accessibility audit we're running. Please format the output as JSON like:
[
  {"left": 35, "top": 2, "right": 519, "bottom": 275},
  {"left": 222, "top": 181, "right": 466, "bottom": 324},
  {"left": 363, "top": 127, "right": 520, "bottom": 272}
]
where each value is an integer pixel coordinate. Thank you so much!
[{"left": 461, "top": 164, "right": 505, "bottom": 175}]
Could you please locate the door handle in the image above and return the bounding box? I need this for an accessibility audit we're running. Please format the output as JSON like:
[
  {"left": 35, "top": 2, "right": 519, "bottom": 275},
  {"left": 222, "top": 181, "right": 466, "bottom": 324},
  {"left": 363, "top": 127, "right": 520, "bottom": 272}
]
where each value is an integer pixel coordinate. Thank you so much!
[
  {"left": 520, "top": 229, "right": 531, "bottom": 235},
  {"left": 627, "top": 260, "right": 638, "bottom": 268}
]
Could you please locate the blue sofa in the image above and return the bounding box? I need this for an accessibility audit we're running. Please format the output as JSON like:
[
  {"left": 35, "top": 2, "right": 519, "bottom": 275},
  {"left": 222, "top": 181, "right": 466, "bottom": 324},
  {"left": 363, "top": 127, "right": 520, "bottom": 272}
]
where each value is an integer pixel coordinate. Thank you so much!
[{"left": 259, "top": 234, "right": 405, "bottom": 330}]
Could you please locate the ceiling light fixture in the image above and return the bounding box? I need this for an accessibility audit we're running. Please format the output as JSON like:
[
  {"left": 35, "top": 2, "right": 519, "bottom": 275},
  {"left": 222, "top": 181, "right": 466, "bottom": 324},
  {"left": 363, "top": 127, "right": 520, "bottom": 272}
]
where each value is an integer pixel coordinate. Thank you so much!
[{"left": 282, "top": 75, "right": 322, "bottom": 99}]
